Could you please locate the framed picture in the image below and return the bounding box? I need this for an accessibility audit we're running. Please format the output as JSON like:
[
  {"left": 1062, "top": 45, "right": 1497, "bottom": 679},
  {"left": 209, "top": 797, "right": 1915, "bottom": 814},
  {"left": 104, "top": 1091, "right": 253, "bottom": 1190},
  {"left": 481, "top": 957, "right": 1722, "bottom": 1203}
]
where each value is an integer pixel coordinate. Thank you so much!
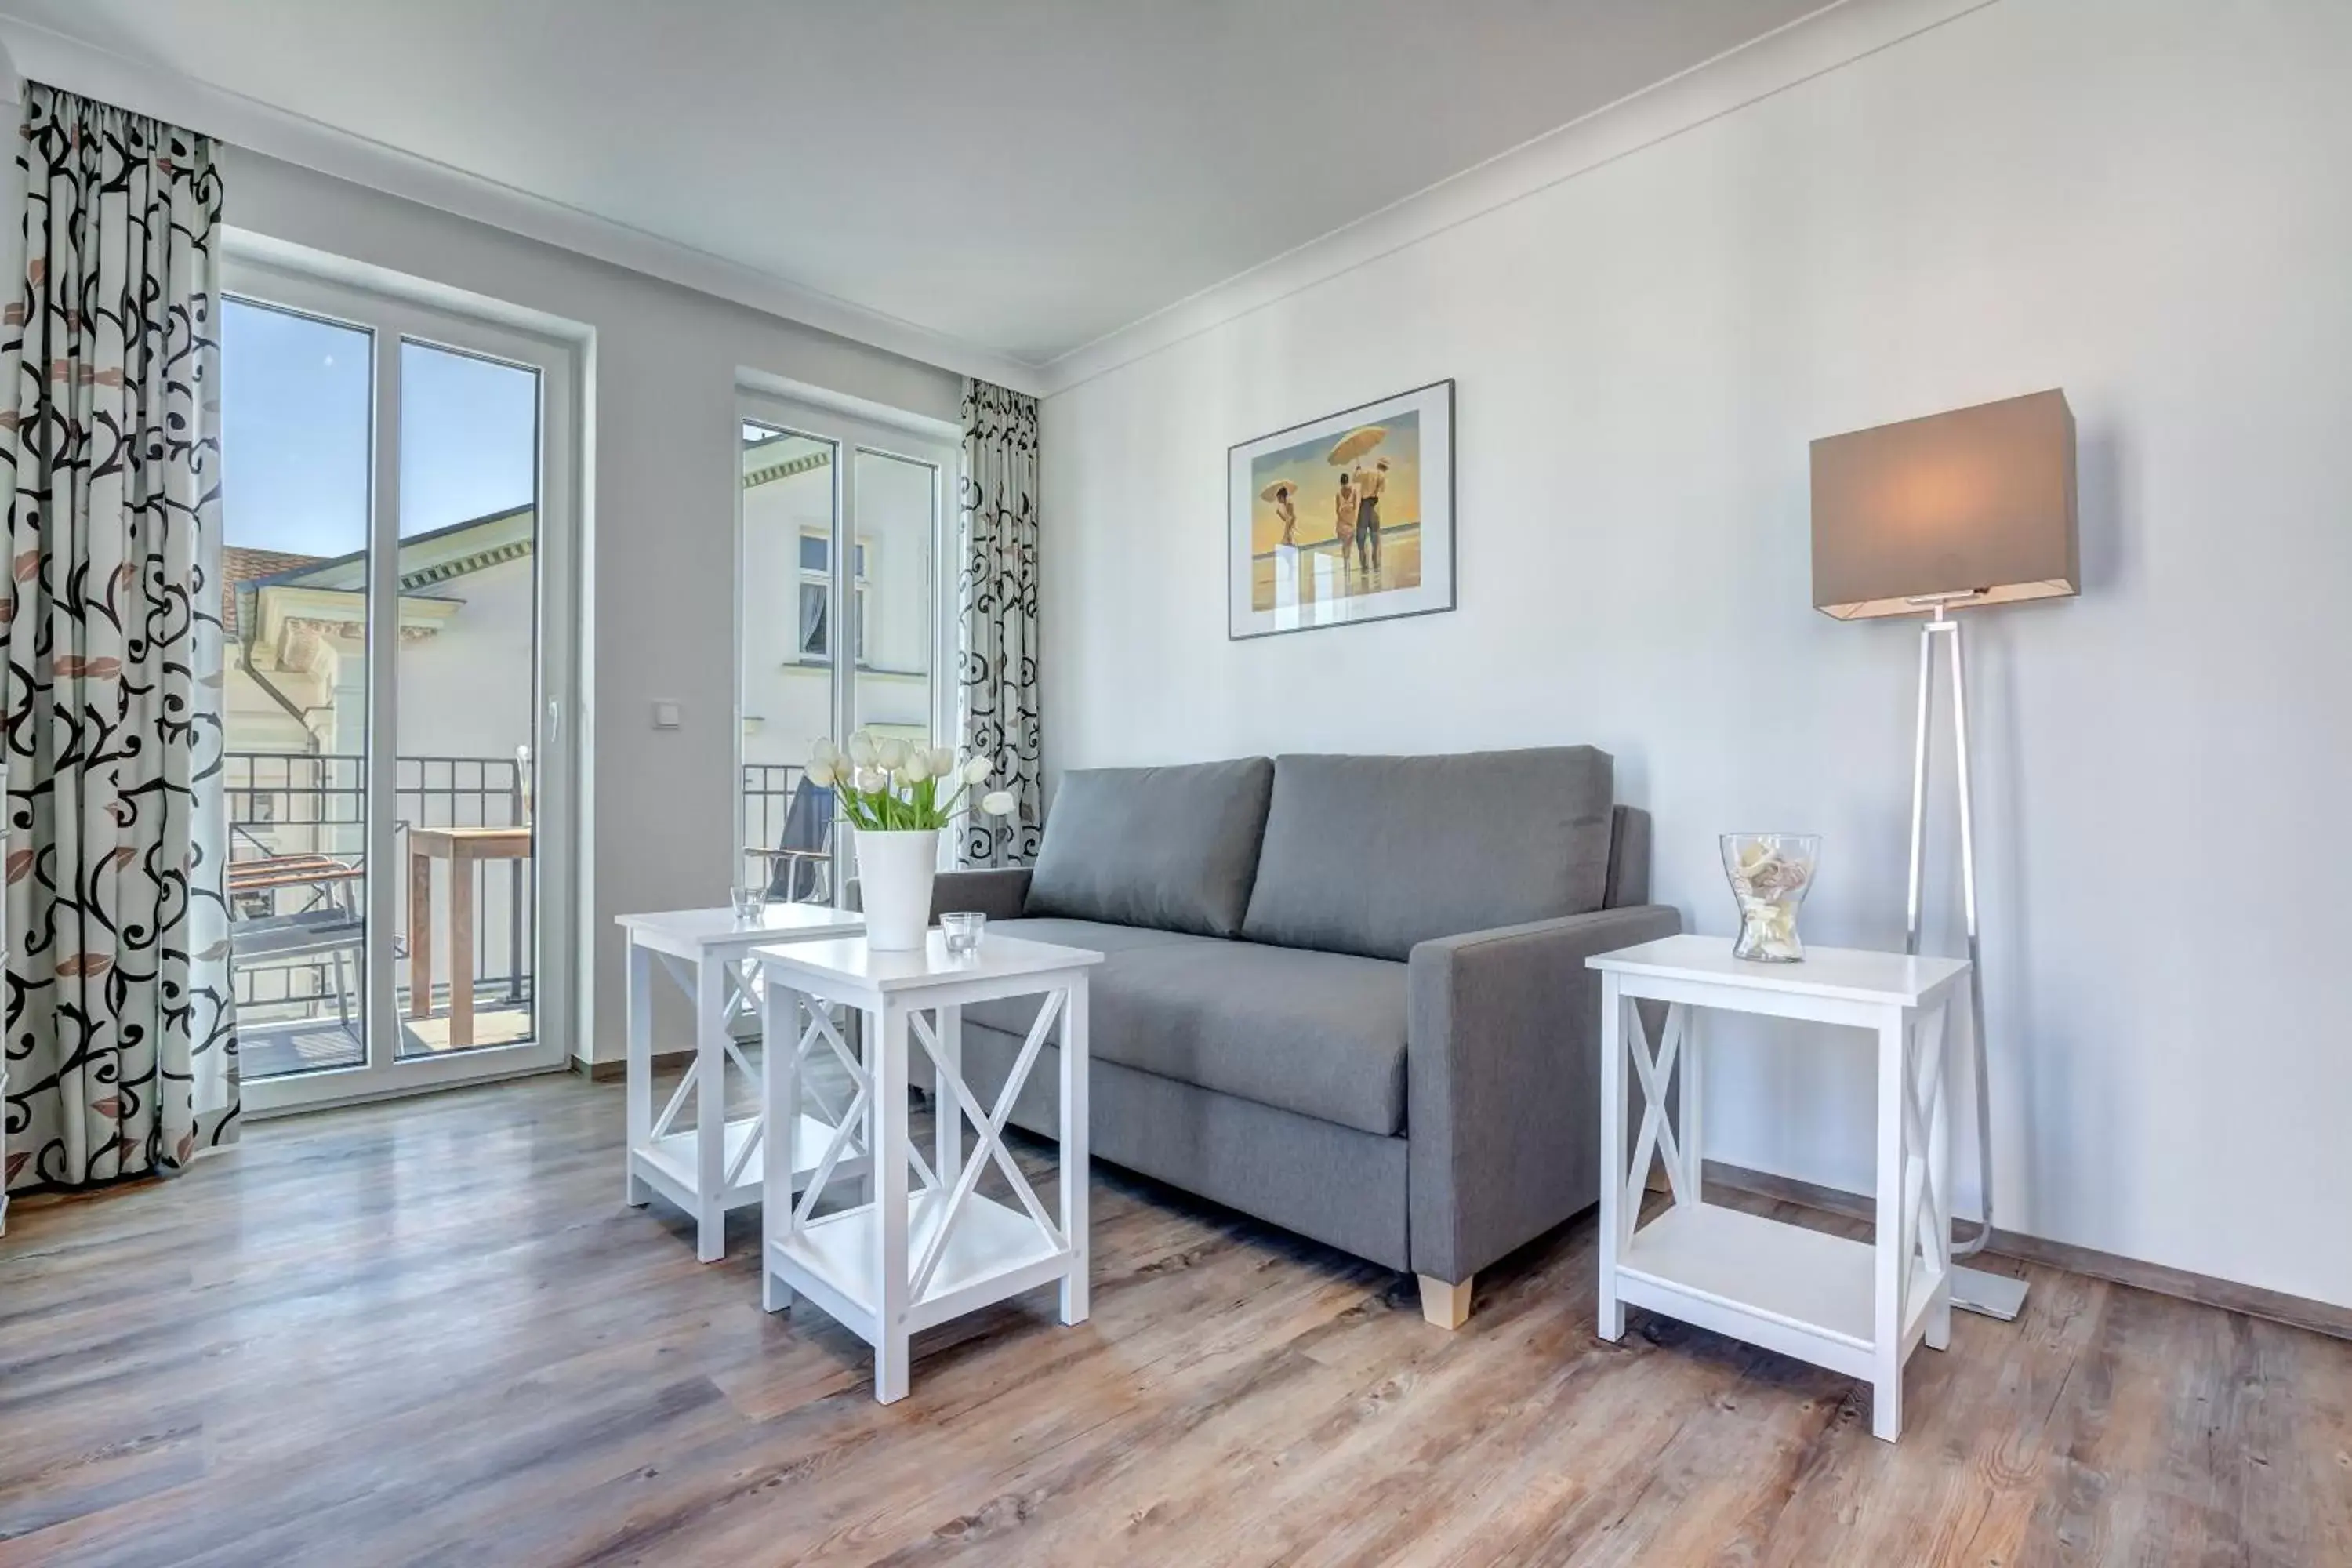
[{"left": 1228, "top": 379, "right": 1454, "bottom": 640}]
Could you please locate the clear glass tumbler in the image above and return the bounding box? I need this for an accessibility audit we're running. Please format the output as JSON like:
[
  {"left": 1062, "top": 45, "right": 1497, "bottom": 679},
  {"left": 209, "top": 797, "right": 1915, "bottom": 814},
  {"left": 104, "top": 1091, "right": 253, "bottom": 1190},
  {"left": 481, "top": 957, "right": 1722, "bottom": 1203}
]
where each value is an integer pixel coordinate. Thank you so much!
[{"left": 941, "top": 911, "right": 987, "bottom": 956}]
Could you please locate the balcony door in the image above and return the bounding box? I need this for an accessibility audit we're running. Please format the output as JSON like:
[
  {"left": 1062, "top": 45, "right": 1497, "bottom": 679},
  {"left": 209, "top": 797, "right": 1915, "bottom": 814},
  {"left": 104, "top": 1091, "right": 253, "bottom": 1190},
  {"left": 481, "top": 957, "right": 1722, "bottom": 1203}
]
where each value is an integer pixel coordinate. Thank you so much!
[
  {"left": 736, "top": 393, "right": 956, "bottom": 895},
  {"left": 223, "top": 260, "right": 577, "bottom": 1112}
]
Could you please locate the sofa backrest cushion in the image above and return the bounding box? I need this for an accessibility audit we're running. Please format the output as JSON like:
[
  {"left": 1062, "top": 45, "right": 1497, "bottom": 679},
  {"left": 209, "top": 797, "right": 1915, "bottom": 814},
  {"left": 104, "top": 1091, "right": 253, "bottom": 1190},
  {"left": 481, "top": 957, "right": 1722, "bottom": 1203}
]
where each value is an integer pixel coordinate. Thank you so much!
[
  {"left": 1024, "top": 757, "right": 1275, "bottom": 938},
  {"left": 1240, "top": 747, "right": 1615, "bottom": 960}
]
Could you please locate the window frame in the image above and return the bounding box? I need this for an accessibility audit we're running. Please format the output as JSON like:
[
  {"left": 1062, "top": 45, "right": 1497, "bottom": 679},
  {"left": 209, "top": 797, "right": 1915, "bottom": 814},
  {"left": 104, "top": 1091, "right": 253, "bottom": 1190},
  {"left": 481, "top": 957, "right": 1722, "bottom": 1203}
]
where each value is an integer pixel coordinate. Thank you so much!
[
  {"left": 735, "top": 387, "right": 960, "bottom": 890},
  {"left": 222, "top": 249, "right": 586, "bottom": 1117}
]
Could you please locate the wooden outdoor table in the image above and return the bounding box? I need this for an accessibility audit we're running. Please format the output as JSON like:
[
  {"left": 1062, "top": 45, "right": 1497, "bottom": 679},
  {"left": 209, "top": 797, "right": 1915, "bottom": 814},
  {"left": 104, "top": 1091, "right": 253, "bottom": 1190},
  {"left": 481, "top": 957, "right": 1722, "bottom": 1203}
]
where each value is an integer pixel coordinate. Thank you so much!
[{"left": 409, "top": 826, "right": 534, "bottom": 1049}]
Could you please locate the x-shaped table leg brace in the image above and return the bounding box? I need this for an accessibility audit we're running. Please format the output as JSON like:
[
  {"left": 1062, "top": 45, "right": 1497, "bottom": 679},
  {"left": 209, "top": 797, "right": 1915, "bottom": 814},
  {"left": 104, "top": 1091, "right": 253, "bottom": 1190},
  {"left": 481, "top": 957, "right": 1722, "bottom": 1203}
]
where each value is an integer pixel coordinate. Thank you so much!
[
  {"left": 1622, "top": 1003, "right": 1690, "bottom": 1248},
  {"left": 906, "top": 993, "right": 1066, "bottom": 1301},
  {"left": 645, "top": 949, "right": 769, "bottom": 1190},
  {"left": 786, "top": 1000, "right": 934, "bottom": 1228},
  {"left": 1900, "top": 1002, "right": 1951, "bottom": 1282}
]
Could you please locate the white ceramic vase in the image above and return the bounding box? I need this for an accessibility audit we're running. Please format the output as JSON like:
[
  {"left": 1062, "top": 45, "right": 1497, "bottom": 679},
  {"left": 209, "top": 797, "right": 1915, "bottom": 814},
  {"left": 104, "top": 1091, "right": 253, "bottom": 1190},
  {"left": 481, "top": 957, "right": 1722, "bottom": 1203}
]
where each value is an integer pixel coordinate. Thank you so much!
[{"left": 855, "top": 828, "right": 940, "bottom": 952}]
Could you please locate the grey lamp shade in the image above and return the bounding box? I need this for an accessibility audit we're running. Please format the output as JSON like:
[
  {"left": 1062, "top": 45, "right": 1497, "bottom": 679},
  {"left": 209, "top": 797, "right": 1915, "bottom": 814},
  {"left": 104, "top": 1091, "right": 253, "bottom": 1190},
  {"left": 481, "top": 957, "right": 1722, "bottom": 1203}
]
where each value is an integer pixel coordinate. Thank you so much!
[{"left": 1811, "top": 388, "right": 2079, "bottom": 620}]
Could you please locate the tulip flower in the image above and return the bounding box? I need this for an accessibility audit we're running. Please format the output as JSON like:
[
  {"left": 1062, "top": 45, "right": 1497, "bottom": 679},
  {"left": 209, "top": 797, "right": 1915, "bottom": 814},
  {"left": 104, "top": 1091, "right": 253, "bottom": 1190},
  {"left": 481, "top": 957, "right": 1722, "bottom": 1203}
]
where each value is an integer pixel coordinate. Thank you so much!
[{"left": 804, "top": 733, "right": 1022, "bottom": 837}]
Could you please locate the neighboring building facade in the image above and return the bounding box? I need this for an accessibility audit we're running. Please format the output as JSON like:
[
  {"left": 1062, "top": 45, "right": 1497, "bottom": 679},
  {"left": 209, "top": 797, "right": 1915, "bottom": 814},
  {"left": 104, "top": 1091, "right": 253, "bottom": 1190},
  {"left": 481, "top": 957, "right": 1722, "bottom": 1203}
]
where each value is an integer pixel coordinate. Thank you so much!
[{"left": 226, "top": 506, "right": 539, "bottom": 764}]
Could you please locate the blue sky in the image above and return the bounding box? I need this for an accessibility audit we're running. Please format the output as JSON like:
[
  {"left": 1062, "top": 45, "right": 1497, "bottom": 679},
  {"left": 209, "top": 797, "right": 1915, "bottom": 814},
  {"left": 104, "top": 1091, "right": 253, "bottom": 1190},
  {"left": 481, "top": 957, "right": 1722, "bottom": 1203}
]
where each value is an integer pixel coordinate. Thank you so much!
[{"left": 221, "top": 298, "right": 539, "bottom": 556}]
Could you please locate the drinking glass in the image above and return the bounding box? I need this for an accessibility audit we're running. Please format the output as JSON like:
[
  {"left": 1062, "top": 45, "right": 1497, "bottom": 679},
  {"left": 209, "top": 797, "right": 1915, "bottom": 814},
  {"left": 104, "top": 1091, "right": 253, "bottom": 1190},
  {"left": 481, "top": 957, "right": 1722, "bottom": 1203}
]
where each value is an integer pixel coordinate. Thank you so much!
[{"left": 941, "top": 911, "right": 987, "bottom": 956}]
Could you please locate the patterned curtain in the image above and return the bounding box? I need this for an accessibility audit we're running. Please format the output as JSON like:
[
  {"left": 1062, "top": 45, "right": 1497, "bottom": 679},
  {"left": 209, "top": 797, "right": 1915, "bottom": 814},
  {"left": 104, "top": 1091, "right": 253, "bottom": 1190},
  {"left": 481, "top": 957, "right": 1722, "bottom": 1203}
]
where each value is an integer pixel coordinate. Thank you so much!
[
  {"left": 956, "top": 379, "right": 1043, "bottom": 866},
  {"left": 0, "top": 82, "right": 237, "bottom": 1192}
]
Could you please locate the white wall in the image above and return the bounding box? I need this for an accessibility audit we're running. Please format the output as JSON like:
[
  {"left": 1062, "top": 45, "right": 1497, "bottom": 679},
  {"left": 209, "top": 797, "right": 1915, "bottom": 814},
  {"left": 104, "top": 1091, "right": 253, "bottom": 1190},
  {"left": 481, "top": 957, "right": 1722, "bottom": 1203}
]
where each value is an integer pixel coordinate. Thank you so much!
[
  {"left": 1043, "top": 0, "right": 2352, "bottom": 1307},
  {"left": 216, "top": 151, "right": 964, "bottom": 1065}
]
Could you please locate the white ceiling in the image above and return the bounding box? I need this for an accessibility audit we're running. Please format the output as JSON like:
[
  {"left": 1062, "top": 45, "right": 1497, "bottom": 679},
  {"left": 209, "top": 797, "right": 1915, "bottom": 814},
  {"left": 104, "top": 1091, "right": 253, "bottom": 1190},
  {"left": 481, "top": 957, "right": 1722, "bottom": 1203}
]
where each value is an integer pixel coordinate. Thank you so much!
[{"left": 0, "top": 0, "right": 1829, "bottom": 369}]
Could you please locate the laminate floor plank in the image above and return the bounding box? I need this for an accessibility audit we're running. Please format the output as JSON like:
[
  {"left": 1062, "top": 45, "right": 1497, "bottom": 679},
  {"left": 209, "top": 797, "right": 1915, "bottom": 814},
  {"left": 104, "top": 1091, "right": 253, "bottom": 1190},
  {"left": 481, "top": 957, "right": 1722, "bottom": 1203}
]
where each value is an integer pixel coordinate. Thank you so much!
[{"left": 3, "top": 1073, "right": 2347, "bottom": 1566}]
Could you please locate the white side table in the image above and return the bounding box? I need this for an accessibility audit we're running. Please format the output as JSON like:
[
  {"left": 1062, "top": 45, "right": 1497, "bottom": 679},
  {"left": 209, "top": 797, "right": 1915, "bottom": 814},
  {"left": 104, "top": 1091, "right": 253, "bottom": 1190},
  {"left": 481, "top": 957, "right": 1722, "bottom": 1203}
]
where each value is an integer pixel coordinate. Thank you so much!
[
  {"left": 757, "top": 931, "right": 1102, "bottom": 1405},
  {"left": 615, "top": 902, "right": 866, "bottom": 1261},
  {"left": 1587, "top": 934, "right": 1973, "bottom": 1442}
]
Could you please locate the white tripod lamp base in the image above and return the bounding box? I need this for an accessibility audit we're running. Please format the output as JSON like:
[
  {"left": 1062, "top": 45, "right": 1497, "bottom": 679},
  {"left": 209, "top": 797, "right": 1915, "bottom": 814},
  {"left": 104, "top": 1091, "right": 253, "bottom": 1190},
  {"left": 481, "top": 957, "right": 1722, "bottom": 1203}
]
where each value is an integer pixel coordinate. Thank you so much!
[{"left": 1951, "top": 1263, "right": 2029, "bottom": 1322}]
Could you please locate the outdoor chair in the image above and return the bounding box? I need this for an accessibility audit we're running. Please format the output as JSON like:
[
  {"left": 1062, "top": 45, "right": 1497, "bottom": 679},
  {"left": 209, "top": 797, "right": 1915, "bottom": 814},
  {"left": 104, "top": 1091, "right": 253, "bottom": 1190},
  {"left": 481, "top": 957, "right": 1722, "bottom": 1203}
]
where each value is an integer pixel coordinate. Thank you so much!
[
  {"left": 750, "top": 779, "right": 834, "bottom": 903},
  {"left": 227, "top": 855, "right": 367, "bottom": 1036}
]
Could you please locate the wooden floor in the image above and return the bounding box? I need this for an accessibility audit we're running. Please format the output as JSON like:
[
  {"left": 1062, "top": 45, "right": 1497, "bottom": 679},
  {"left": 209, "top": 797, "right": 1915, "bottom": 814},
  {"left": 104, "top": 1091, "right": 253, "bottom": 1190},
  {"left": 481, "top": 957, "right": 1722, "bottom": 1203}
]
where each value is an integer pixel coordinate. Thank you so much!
[{"left": 2, "top": 1074, "right": 2346, "bottom": 1567}]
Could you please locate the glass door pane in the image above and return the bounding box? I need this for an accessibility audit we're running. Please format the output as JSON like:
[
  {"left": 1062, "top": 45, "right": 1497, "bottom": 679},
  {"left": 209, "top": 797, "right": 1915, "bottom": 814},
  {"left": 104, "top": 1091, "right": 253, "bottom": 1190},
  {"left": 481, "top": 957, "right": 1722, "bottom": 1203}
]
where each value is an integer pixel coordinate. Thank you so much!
[
  {"left": 739, "top": 422, "right": 841, "bottom": 899},
  {"left": 394, "top": 339, "right": 542, "bottom": 1057},
  {"left": 219, "top": 299, "right": 376, "bottom": 1080},
  {"left": 848, "top": 448, "right": 938, "bottom": 754}
]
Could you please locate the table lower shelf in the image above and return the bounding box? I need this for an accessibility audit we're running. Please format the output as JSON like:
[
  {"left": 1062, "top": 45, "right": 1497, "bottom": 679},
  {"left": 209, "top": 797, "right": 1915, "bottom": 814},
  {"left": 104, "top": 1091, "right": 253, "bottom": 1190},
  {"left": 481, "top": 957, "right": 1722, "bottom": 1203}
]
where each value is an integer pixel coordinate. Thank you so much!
[
  {"left": 630, "top": 1113, "right": 865, "bottom": 1210},
  {"left": 1614, "top": 1201, "right": 1940, "bottom": 1381},
  {"left": 768, "top": 1188, "right": 1073, "bottom": 1343}
]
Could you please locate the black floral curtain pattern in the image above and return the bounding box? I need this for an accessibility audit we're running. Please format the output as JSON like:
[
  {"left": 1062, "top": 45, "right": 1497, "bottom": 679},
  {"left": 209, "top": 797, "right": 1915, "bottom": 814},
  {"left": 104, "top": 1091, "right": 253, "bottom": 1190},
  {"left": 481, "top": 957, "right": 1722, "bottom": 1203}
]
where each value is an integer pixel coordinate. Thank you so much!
[
  {"left": 0, "top": 82, "right": 237, "bottom": 1191},
  {"left": 956, "top": 379, "right": 1042, "bottom": 866}
]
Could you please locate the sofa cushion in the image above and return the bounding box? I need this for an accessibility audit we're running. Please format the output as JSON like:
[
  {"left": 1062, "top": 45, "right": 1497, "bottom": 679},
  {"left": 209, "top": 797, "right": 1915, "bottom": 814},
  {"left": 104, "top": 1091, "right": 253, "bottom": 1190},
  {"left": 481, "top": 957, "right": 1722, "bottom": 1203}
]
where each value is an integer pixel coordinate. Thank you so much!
[
  {"left": 1240, "top": 747, "right": 1615, "bottom": 961},
  {"left": 966, "top": 915, "right": 1203, "bottom": 961},
  {"left": 1023, "top": 758, "right": 1273, "bottom": 938},
  {"left": 968, "top": 918, "right": 1407, "bottom": 1136}
]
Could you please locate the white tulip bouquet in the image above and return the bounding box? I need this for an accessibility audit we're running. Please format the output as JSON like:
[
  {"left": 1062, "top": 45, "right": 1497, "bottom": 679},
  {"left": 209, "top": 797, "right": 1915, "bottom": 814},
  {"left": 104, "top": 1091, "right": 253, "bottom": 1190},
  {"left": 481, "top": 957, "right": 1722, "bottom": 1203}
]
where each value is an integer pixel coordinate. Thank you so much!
[{"left": 804, "top": 731, "right": 1017, "bottom": 833}]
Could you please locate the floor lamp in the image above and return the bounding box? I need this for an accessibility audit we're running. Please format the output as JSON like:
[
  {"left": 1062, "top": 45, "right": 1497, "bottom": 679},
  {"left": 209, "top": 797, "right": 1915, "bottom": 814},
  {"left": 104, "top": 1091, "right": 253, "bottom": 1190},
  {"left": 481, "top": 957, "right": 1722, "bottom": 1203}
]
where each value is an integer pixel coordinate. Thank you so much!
[{"left": 1810, "top": 388, "right": 2079, "bottom": 1323}]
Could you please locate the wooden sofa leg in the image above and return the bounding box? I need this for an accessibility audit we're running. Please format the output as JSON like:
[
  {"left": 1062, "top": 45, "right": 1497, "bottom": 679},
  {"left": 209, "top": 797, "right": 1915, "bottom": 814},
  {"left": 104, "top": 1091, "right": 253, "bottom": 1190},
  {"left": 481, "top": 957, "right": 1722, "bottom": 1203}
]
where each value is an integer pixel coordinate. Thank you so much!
[{"left": 1418, "top": 1274, "right": 1474, "bottom": 1330}]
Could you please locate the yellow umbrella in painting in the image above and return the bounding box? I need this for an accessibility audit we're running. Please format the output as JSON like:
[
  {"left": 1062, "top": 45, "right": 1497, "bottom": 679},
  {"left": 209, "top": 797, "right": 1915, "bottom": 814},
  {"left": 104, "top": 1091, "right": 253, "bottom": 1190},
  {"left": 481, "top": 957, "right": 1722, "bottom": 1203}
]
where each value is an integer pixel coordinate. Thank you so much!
[
  {"left": 1259, "top": 479, "right": 1298, "bottom": 502},
  {"left": 1327, "top": 426, "right": 1387, "bottom": 466}
]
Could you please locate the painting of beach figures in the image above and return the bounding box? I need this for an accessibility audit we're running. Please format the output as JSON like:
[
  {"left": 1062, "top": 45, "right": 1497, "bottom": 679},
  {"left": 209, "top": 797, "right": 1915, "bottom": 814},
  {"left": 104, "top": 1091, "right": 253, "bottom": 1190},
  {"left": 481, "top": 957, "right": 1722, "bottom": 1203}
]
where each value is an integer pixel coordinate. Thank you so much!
[{"left": 1228, "top": 379, "right": 1455, "bottom": 639}]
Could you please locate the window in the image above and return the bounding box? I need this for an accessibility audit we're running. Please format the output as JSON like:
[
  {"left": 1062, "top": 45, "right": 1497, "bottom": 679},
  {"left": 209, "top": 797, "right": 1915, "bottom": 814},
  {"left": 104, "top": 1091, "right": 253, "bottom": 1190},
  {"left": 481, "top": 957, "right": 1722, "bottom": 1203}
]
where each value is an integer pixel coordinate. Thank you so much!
[
  {"left": 797, "top": 528, "right": 870, "bottom": 665},
  {"left": 737, "top": 398, "right": 956, "bottom": 891},
  {"left": 222, "top": 251, "right": 579, "bottom": 1114}
]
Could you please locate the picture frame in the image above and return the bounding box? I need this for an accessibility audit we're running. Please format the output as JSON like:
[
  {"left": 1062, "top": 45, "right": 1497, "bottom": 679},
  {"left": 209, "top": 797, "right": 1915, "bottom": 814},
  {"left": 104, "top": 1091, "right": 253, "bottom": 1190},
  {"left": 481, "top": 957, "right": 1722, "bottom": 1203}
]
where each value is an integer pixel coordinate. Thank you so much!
[{"left": 1228, "top": 379, "right": 1455, "bottom": 641}]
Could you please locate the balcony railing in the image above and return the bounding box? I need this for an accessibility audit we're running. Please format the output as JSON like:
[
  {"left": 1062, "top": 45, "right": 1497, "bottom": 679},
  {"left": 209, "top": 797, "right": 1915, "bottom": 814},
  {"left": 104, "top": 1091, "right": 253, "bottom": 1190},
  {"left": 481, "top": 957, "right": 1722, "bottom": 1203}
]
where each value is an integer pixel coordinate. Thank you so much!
[
  {"left": 227, "top": 753, "right": 533, "bottom": 1033},
  {"left": 231, "top": 753, "right": 832, "bottom": 1074},
  {"left": 742, "top": 761, "right": 804, "bottom": 869},
  {"left": 744, "top": 760, "right": 843, "bottom": 897}
]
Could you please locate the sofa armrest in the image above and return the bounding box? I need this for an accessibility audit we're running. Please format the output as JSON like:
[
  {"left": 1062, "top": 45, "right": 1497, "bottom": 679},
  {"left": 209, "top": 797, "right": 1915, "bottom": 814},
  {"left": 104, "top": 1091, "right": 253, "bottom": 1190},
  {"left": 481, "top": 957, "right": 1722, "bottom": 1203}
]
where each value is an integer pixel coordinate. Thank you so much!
[
  {"left": 1406, "top": 902, "right": 1682, "bottom": 1285},
  {"left": 844, "top": 866, "right": 1033, "bottom": 922}
]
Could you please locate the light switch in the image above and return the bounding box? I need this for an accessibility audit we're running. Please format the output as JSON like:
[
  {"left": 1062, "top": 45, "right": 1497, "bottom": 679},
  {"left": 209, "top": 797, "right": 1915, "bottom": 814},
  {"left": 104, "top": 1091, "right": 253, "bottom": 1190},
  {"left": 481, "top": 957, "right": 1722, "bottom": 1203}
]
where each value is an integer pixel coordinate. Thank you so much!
[{"left": 652, "top": 700, "right": 682, "bottom": 730}]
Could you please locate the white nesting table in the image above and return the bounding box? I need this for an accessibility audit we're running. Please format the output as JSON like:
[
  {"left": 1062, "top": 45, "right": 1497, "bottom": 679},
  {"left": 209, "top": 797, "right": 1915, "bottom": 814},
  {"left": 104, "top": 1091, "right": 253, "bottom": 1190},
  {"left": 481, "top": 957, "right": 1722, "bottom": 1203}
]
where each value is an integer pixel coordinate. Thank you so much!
[
  {"left": 615, "top": 902, "right": 866, "bottom": 1261},
  {"left": 757, "top": 931, "right": 1102, "bottom": 1404},
  {"left": 1587, "top": 934, "right": 1973, "bottom": 1442}
]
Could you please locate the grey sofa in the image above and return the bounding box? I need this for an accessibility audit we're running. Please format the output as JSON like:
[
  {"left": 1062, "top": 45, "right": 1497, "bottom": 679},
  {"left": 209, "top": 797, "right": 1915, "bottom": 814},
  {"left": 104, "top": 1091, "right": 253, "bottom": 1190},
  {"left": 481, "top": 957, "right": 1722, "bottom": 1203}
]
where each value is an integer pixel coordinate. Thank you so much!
[{"left": 919, "top": 746, "right": 1680, "bottom": 1327}]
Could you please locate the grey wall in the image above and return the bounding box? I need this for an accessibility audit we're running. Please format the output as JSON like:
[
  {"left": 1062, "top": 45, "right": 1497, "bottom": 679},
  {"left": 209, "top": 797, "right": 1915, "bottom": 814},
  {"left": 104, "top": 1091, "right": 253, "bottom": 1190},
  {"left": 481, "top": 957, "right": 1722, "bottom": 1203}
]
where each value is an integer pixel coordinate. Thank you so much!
[{"left": 1040, "top": 0, "right": 2352, "bottom": 1306}]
